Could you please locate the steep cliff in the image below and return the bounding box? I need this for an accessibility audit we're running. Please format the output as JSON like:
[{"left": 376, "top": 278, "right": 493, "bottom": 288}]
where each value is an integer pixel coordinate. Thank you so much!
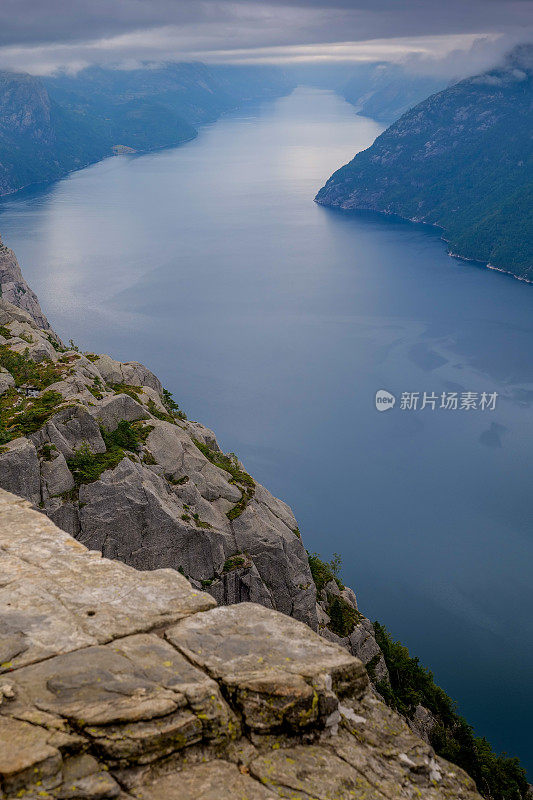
[
  {"left": 0, "top": 242, "right": 528, "bottom": 797},
  {"left": 316, "top": 45, "right": 533, "bottom": 280},
  {"left": 0, "top": 237, "right": 386, "bottom": 686},
  {"left": 0, "top": 487, "right": 483, "bottom": 800},
  {"left": 0, "top": 234, "right": 54, "bottom": 331}
]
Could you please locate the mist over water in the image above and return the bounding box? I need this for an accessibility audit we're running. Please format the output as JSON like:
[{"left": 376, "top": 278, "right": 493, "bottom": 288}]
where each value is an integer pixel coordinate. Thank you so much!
[{"left": 1, "top": 87, "right": 532, "bottom": 772}]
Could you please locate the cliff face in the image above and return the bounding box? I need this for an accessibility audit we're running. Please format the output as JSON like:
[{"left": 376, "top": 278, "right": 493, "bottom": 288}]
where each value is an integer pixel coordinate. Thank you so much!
[
  {"left": 0, "top": 235, "right": 53, "bottom": 332},
  {"left": 0, "top": 487, "right": 482, "bottom": 800},
  {"left": 0, "top": 244, "right": 528, "bottom": 796},
  {"left": 316, "top": 45, "right": 533, "bottom": 280},
  {"left": 0, "top": 243, "right": 387, "bottom": 685}
]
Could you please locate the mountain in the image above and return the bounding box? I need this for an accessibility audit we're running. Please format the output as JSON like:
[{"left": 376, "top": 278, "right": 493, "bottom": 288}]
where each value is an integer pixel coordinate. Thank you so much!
[
  {"left": 316, "top": 45, "right": 533, "bottom": 280},
  {"left": 341, "top": 62, "right": 447, "bottom": 123},
  {"left": 0, "top": 237, "right": 529, "bottom": 798},
  {"left": 0, "top": 63, "right": 294, "bottom": 197}
]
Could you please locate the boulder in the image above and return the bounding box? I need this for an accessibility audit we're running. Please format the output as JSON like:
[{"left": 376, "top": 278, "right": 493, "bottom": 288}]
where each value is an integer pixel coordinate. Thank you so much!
[
  {"left": 0, "top": 437, "right": 41, "bottom": 504},
  {"left": 92, "top": 354, "right": 162, "bottom": 394},
  {"left": 30, "top": 406, "right": 106, "bottom": 458},
  {"left": 0, "top": 368, "right": 14, "bottom": 396},
  {"left": 90, "top": 393, "right": 149, "bottom": 430},
  {"left": 40, "top": 452, "right": 75, "bottom": 499}
]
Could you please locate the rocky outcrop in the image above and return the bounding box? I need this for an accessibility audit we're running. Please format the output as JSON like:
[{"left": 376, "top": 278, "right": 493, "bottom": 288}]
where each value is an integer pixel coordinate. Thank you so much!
[
  {"left": 0, "top": 296, "right": 317, "bottom": 631},
  {"left": 0, "top": 261, "right": 388, "bottom": 693},
  {"left": 0, "top": 235, "right": 53, "bottom": 331},
  {"left": 0, "top": 488, "right": 482, "bottom": 800}
]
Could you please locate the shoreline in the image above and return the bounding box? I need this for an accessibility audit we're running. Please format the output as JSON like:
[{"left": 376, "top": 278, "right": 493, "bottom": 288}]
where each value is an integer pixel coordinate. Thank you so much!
[{"left": 315, "top": 198, "right": 532, "bottom": 286}]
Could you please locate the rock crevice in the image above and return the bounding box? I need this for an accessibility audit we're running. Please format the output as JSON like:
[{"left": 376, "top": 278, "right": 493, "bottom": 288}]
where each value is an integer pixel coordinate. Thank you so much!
[{"left": 0, "top": 489, "right": 482, "bottom": 800}]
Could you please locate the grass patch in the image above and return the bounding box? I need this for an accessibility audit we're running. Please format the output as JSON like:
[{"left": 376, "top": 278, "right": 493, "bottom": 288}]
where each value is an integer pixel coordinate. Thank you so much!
[
  {"left": 192, "top": 512, "right": 212, "bottom": 529},
  {"left": 110, "top": 382, "right": 142, "bottom": 399},
  {"left": 227, "top": 486, "right": 254, "bottom": 520},
  {"left": 223, "top": 554, "right": 246, "bottom": 573},
  {"left": 192, "top": 439, "right": 254, "bottom": 487},
  {"left": 146, "top": 398, "right": 175, "bottom": 422},
  {"left": 0, "top": 346, "right": 66, "bottom": 389},
  {"left": 101, "top": 420, "right": 153, "bottom": 451},
  {"left": 1, "top": 390, "right": 65, "bottom": 440},
  {"left": 67, "top": 421, "right": 153, "bottom": 485},
  {"left": 166, "top": 474, "right": 189, "bottom": 485},
  {"left": 67, "top": 442, "right": 124, "bottom": 485}
]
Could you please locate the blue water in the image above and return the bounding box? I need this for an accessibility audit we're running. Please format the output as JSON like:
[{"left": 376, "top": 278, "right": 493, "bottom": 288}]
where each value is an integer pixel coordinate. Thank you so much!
[{"left": 1, "top": 87, "right": 532, "bottom": 772}]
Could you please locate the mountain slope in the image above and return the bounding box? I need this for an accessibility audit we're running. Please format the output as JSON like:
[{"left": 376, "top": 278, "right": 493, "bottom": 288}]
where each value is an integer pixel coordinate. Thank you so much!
[
  {"left": 0, "top": 64, "right": 294, "bottom": 197},
  {"left": 341, "top": 62, "right": 447, "bottom": 123},
  {"left": 316, "top": 45, "right": 533, "bottom": 280}
]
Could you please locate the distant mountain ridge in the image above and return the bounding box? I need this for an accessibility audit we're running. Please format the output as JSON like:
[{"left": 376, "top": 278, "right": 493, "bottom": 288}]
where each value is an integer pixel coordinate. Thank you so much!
[
  {"left": 316, "top": 45, "right": 533, "bottom": 281},
  {"left": 0, "top": 63, "right": 294, "bottom": 197},
  {"left": 341, "top": 62, "right": 448, "bottom": 123}
]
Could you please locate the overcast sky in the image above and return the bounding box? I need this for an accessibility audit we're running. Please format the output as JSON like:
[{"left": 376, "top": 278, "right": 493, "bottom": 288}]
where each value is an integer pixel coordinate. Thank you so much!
[{"left": 0, "top": 0, "right": 531, "bottom": 75}]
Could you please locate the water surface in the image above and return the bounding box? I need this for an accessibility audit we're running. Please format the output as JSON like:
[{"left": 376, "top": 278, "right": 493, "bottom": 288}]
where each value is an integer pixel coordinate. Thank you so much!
[{"left": 1, "top": 87, "right": 532, "bottom": 771}]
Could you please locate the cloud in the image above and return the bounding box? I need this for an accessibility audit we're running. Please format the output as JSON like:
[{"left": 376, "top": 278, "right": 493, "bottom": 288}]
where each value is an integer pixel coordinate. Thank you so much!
[{"left": 0, "top": 0, "right": 531, "bottom": 75}]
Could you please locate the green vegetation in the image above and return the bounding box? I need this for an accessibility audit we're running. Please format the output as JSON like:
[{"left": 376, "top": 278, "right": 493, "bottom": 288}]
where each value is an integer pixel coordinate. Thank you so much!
[
  {"left": 67, "top": 421, "right": 152, "bottom": 485},
  {"left": 192, "top": 512, "right": 212, "bottom": 529},
  {"left": 373, "top": 622, "right": 530, "bottom": 800},
  {"left": 326, "top": 594, "right": 362, "bottom": 637},
  {"left": 39, "top": 443, "right": 57, "bottom": 461},
  {"left": 146, "top": 398, "right": 174, "bottom": 422},
  {"left": 223, "top": 554, "right": 246, "bottom": 573},
  {"left": 316, "top": 53, "right": 533, "bottom": 280},
  {"left": 0, "top": 388, "right": 65, "bottom": 442},
  {"left": 110, "top": 382, "right": 142, "bottom": 399},
  {"left": 67, "top": 442, "right": 124, "bottom": 485},
  {"left": 226, "top": 486, "right": 254, "bottom": 521},
  {"left": 192, "top": 439, "right": 254, "bottom": 487},
  {"left": 307, "top": 551, "right": 344, "bottom": 593},
  {"left": 162, "top": 388, "right": 187, "bottom": 420},
  {"left": 46, "top": 334, "right": 66, "bottom": 353},
  {"left": 0, "top": 346, "right": 65, "bottom": 389},
  {"left": 102, "top": 420, "right": 153, "bottom": 451},
  {"left": 0, "top": 326, "right": 12, "bottom": 339},
  {"left": 166, "top": 474, "right": 189, "bottom": 485}
]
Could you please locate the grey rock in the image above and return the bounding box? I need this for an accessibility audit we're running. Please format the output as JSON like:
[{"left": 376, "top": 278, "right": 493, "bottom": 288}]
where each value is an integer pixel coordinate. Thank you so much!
[
  {"left": 0, "top": 489, "right": 483, "bottom": 800},
  {"left": 206, "top": 563, "right": 275, "bottom": 609},
  {"left": 92, "top": 354, "right": 162, "bottom": 394},
  {"left": 166, "top": 603, "right": 367, "bottom": 733},
  {"left": 90, "top": 393, "right": 150, "bottom": 431},
  {"left": 77, "top": 459, "right": 234, "bottom": 576},
  {"left": 0, "top": 489, "right": 216, "bottom": 671},
  {"left": 0, "top": 243, "right": 53, "bottom": 331},
  {"left": 410, "top": 703, "right": 438, "bottom": 744},
  {"left": 0, "top": 438, "right": 41, "bottom": 504},
  {"left": 0, "top": 368, "right": 15, "bottom": 396},
  {"left": 40, "top": 452, "right": 75, "bottom": 499},
  {"left": 31, "top": 406, "right": 106, "bottom": 458}
]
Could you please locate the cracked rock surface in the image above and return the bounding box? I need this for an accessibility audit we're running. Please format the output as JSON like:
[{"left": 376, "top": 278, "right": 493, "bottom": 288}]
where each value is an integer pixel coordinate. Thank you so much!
[{"left": 0, "top": 489, "right": 482, "bottom": 800}]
